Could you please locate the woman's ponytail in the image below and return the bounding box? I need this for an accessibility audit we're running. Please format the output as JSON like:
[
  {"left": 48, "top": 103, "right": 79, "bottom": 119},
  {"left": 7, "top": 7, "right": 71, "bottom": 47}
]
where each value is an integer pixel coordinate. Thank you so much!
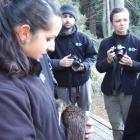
[{"left": 0, "top": 1, "right": 29, "bottom": 78}]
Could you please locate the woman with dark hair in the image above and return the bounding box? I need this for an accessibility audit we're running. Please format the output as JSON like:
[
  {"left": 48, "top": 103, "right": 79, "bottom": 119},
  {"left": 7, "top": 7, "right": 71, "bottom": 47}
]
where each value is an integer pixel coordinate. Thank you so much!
[
  {"left": 0, "top": 0, "right": 64, "bottom": 140},
  {"left": 0, "top": 0, "right": 94, "bottom": 140}
]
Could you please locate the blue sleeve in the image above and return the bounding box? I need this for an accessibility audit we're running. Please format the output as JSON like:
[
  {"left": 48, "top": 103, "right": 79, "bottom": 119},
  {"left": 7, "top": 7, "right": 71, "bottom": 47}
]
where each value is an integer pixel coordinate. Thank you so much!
[
  {"left": 131, "top": 48, "right": 140, "bottom": 71},
  {"left": 82, "top": 34, "right": 97, "bottom": 71}
]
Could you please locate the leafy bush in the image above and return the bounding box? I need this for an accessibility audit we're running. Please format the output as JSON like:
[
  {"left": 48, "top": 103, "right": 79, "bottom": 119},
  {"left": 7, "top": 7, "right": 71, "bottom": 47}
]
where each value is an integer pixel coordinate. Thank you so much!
[
  {"left": 90, "top": 67, "right": 104, "bottom": 96},
  {"left": 130, "top": 25, "right": 140, "bottom": 36}
]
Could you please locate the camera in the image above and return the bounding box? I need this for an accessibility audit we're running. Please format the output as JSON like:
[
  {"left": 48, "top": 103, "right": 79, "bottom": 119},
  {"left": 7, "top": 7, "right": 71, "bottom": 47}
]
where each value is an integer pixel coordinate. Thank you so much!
[
  {"left": 69, "top": 55, "right": 82, "bottom": 69},
  {"left": 113, "top": 44, "right": 126, "bottom": 58}
]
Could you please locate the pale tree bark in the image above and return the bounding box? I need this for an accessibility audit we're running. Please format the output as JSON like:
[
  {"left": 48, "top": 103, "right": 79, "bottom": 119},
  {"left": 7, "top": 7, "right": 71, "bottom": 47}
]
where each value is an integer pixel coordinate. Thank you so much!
[
  {"left": 110, "top": 0, "right": 115, "bottom": 10},
  {"left": 102, "top": 0, "right": 111, "bottom": 37},
  {"left": 89, "top": 0, "right": 97, "bottom": 35},
  {"left": 114, "top": 0, "right": 125, "bottom": 8},
  {"left": 106, "top": 0, "right": 111, "bottom": 36},
  {"left": 102, "top": 0, "right": 107, "bottom": 37}
]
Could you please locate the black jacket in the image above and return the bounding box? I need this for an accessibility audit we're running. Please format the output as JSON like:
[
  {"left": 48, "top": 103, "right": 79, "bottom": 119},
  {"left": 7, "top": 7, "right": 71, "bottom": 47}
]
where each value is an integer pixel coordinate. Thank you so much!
[
  {"left": 96, "top": 32, "right": 140, "bottom": 95},
  {"left": 40, "top": 54, "right": 57, "bottom": 93},
  {"left": 123, "top": 76, "right": 140, "bottom": 140},
  {"left": 49, "top": 25, "right": 97, "bottom": 87},
  {"left": 0, "top": 60, "right": 65, "bottom": 140}
]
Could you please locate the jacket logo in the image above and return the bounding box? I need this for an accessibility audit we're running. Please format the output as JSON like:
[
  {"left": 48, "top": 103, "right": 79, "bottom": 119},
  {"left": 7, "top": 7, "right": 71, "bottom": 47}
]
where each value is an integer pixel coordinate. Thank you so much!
[
  {"left": 75, "top": 42, "right": 82, "bottom": 47},
  {"left": 128, "top": 47, "right": 137, "bottom": 52}
]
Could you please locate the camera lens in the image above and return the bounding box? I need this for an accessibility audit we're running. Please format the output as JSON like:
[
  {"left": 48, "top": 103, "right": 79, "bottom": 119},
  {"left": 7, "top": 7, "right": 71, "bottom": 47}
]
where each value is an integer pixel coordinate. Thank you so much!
[
  {"left": 70, "top": 55, "right": 81, "bottom": 70},
  {"left": 114, "top": 45, "right": 126, "bottom": 58},
  {"left": 72, "top": 61, "right": 81, "bottom": 69}
]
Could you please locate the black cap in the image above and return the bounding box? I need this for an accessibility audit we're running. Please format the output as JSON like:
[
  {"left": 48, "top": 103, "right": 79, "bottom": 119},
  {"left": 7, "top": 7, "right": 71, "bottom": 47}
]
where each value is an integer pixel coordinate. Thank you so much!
[{"left": 60, "top": 4, "right": 76, "bottom": 19}]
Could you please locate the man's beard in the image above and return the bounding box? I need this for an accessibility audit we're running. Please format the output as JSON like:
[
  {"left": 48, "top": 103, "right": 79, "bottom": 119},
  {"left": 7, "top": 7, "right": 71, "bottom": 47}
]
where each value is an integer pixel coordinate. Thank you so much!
[{"left": 63, "top": 23, "right": 73, "bottom": 30}]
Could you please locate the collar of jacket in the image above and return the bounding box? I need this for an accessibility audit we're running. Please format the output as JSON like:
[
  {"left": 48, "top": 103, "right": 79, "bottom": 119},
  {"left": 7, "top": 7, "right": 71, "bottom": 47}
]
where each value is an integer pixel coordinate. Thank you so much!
[
  {"left": 113, "top": 30, "right": 130, "bottom": 39},
  {"left": 112, "top": 30, "right": 130, "bottom": 45},
  {"left": 59, "top": 25, "right": 77, "bottom": 36},
  {"left": 29, "top": 58, "right": 42, "bottom": 76}
]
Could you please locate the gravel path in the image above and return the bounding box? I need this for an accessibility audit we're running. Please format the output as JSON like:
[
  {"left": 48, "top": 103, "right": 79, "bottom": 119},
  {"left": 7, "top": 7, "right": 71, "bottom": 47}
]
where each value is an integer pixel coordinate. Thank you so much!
[{"left": 91, "top": 95, "right": 109, "bottom": 122}]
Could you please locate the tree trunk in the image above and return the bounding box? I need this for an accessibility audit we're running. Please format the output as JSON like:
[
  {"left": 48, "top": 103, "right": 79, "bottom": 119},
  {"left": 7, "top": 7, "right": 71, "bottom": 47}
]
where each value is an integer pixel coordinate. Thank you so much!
[
  {"left": 114, "top": 0, "right": 125, "bottom": 8},
  {"left": 110, "top": 0, "right": 115, "bottom": 10},
  {"left": 89, "top": 0, "right": 97, "bottom": 36},
  {"left": 80, "top": 0, "right": 97, "bottom": 36},
  {"left": 106, "top": 0, "right": 111, "bottom": 36},
  {"left": 102, "top": 0, "right": 107, "bottom": 37}
]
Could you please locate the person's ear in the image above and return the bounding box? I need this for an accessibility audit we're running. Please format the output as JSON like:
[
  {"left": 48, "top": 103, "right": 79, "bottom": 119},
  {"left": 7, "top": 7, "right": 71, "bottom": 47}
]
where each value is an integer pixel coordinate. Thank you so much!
[{"left": 15, "top": 24, "right": 31, "bottom": 45}]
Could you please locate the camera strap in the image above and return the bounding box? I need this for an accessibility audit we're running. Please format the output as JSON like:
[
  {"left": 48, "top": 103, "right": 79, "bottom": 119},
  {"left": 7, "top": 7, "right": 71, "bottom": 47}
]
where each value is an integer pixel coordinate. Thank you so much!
[
  {"left": 112, "top": 32, "right": 127, "bottom": 94},
  {"left": 68, "top": 72, "right": 80, "bottom": 105},
  {"left": 112, "top": 58, "right": 123, "bottom": 94}
]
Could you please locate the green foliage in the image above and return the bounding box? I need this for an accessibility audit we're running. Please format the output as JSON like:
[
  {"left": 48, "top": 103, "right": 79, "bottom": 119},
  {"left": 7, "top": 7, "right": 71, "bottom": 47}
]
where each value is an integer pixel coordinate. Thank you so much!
[
  {"left": 94, "top": 38, "right": 102, "bottom": 51},
  {"left": 90, "top": 67, "right": 104, "bottom": 96},
  {"left": 57, "top": 0, "right": 73, "bottom": 4},
  {"left": 125, "top": 0, "right": 140, "bottom": 25},
  {"left": 130, "top": 25, "right": 140, "bottom": 36}
]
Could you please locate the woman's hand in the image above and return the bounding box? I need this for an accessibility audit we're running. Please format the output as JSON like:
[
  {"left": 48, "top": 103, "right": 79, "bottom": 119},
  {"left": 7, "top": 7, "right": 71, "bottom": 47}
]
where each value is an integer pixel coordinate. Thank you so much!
[
  {"left": 119, "top": 54, "right": 133, "bottom": 67},
  {"left": 107, "top": 46, "right": 116, "bottom": 64}
]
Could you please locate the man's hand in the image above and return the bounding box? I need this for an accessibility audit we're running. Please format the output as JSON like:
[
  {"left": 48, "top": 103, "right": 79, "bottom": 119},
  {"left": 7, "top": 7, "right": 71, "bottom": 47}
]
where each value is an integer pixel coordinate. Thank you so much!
[
  {"left": 85, "top": 116, "right": 94, "bottom": 139},
  {"left": 59, "top": 54, "right": 74, "bottom": 67}
]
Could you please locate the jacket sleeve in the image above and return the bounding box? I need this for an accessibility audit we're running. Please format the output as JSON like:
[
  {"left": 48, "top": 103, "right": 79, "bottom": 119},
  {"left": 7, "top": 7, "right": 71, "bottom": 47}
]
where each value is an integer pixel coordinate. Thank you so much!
[
  {"left": 0, "top": 87, "right": 35, "bottom": 140},
  {"left": 50, "top": 58, "right": 63, "bottom": 70},
  {"left": 123, "top": 77, "right": 140, "bottom": 139},
  {"left": 130, "top": 48, "right": 140, "bottom": 71},
  {"left": 132, "top": 60, "right": 140, "bottom": 71},
  {"left": 82, "top": 35, "right": 97, "bottom": 71},
  {"left": 123, "top": 37, "right": 140, "bottom": 72},
  {"left": 96, "top": 40, "right": 113, "bottom": 73},
  {"left": 48, "top": 51, "right": 64, "bottom": 70}
]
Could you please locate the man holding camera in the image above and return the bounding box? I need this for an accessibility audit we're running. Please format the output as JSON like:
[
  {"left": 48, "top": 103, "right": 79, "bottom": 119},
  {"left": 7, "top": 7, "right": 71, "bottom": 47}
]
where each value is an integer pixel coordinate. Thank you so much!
[
  {"left": 96, "top": 8, "right": 140, "bottom": 140},
  {"left": 49, "top": 4, "right": 97, "bottom": 112}
]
